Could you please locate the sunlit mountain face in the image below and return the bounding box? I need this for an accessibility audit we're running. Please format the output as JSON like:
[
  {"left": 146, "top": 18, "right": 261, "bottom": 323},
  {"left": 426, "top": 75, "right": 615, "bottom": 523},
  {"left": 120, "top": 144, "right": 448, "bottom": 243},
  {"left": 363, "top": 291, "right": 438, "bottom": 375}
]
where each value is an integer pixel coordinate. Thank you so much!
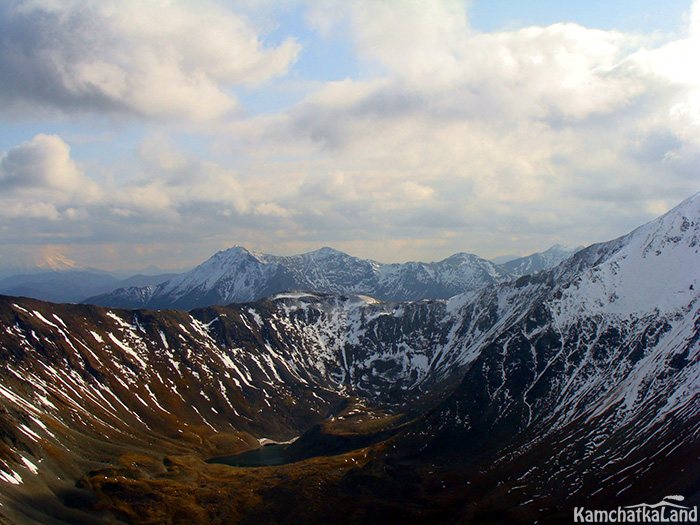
[
  {"left": 84, "top": 244, "right": 579, "bottom": 310},
  {"left": 0, "top": 193, "right": 698, "bottom": 524}
]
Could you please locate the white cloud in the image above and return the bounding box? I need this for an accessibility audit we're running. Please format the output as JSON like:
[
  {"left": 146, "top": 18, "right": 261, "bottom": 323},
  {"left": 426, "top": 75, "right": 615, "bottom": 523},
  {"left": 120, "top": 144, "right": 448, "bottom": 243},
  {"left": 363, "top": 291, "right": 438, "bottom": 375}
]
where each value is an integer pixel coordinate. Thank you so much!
[
  {"left": 219, "top": 1, "right": 700, "bottom": 250},
  {"left": 302, "top": 0, "right": 637, "bottom": 119},
  {"left": 127, "top": 136, "right": 253, "bottom": 214},
  {"left": 255, "top": 202, "right": 292, "bottom": 217},
  {"left": 305, "top": 0, "right": 469, "bottom": 78},
  {"left": 0, "top": 0, "right": 300, "bottom": 120},
  {"left": 0, "top": 134, "right": 101, "bottom": 206},
  {"left": 400, "top": 181, "right": 436, "bottom": 202},
  {"left": 0, "top": 202, "right": 60, "bottom": 220},
  {"left": 2, "top": 1, "right": 700, "bottom": 269}
]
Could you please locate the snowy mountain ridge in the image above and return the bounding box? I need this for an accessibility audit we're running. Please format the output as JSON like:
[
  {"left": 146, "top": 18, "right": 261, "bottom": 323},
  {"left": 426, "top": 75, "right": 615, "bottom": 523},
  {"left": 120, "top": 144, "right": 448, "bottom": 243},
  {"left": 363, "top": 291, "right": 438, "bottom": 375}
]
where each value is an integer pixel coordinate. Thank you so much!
[
  {"left": 0, "top": 191, "right": 699, "bottom": 523},
  {"left": 501, "top": 243, "right": 583, "bottom": 276},
  {"left": 87, "top": 244, "right": 570, "bottom": 310},
  {"left": 422, "top": 191, "right": 700, "bottom": 498}
]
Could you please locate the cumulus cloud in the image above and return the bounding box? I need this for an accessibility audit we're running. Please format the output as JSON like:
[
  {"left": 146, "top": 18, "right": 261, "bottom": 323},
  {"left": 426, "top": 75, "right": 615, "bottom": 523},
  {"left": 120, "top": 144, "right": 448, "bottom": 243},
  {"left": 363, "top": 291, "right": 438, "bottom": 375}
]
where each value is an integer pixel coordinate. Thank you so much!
[
  {"left": 0, "top": 0, "right": 300, "bottom": 120},
  {"left": 0, "top": 132, "right": 290, "bottom": 256},
  {"left": 0, "top": 134, "right": 100, "bottom": 219},
  {"left": 125, "top": 135, "right": 253, "bottom": 215},
  {"left": 216, "top": 0, "right": 700, "bottom": 258},
  {"left": 2, "top": 1, "right": 700, "bottom": 269},
  {"left": 303, "top": 0, "right": 637, "bottom": 118}
]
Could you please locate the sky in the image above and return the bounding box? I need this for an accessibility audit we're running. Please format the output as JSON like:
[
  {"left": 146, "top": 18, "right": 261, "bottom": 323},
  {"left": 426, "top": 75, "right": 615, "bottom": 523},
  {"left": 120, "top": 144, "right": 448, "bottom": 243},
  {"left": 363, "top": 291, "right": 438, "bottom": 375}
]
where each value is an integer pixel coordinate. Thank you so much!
[{"left": 0, "top": 0, "right": 699, "bottom": 272}]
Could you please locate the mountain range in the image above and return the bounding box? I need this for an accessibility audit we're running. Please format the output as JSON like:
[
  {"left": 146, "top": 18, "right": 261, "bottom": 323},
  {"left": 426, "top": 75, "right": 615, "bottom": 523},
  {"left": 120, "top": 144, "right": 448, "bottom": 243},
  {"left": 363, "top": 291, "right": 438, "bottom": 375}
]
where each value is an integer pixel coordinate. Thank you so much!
[
  {"left": 85, "top": 244, "right": 580, "bottom": 310},
  {"left": 0, "top": 192, "right": 697, "bottom": 523},
  {"left": 0, "top": 271, "right": 179, "bottom": 305}
]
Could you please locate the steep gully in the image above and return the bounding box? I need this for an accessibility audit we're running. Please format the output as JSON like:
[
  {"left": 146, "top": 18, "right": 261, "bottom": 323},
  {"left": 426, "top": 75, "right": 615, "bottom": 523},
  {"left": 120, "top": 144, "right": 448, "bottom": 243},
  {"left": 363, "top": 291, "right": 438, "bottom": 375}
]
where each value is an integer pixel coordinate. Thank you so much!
[{"left": 0, "top": 193, "right": 698, "bottom": 523}]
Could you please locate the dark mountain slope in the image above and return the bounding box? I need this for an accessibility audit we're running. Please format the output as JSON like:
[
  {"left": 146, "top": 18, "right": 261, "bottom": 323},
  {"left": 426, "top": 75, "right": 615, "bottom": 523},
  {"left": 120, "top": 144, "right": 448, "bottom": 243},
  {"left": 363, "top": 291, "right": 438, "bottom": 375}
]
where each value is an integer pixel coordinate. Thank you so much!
[
  {"left": 0, "top": 192, "right": 698, "bottom": 523},
  {"left": 387, "top": 191, "right": 700, "bottom": 517},
  {"left": 0, "top": 291, "right": 476, "bottom": 523}
]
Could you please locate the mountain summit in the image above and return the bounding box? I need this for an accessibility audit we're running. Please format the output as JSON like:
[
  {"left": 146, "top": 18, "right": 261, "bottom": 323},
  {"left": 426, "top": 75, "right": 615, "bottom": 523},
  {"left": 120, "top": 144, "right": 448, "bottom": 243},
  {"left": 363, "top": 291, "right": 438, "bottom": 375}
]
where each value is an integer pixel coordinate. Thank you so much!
[
  {"left": 85, "top": 244, "right": 577, "bottom": 310},
  {"left": 85, "top": 245, "right": 514, "bottom": 309},
  {"left": 501, "top": 243, "right": 583, "bottom": 275}
]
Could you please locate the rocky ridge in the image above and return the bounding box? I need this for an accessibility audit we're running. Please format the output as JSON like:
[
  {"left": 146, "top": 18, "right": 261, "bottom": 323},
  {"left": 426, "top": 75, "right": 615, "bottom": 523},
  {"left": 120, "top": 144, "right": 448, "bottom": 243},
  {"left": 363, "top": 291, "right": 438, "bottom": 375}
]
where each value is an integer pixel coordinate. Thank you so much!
[
  {"left": 0, "top": 193, "right": 697, "bottom": 523},
  {"left": 86, "top": 245, "right": 576, "bottom": 310}
]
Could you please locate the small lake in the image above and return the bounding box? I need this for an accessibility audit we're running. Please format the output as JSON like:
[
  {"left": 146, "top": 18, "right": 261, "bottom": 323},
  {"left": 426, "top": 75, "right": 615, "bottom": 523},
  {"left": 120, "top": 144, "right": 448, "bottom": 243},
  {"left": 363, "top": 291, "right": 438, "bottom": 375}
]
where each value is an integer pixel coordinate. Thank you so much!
[{"left": 206, "top": 444, "right": 292, "bottom": 467}]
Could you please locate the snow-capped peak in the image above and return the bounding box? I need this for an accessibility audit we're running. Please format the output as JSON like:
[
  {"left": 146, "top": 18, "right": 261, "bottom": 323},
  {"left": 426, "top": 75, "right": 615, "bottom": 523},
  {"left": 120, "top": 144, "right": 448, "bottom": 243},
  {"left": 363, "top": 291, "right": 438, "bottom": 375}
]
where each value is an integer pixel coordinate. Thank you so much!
[
  {"left": 89, "top": 246, "right": 517, "bottom": 309},
  {"left": 309, "top": 246, "right": 343, "bottom": 257},
  {"left": 553, "top": 191, "right": 700, "bottom": 319}
]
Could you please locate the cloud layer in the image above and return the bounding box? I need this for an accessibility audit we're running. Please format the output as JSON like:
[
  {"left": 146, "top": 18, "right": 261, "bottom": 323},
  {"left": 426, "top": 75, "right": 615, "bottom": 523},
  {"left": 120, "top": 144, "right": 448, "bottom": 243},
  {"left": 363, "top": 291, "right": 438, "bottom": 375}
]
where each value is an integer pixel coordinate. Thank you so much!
[
  {"left": 0, "top": 134, "right": 99, "bottom": 219},
  {"left": 0, "top": 0, "right": 299, "bottom": 120},
  {"left": 0, "top": 0, "right": 699, "bottom": 269}
]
